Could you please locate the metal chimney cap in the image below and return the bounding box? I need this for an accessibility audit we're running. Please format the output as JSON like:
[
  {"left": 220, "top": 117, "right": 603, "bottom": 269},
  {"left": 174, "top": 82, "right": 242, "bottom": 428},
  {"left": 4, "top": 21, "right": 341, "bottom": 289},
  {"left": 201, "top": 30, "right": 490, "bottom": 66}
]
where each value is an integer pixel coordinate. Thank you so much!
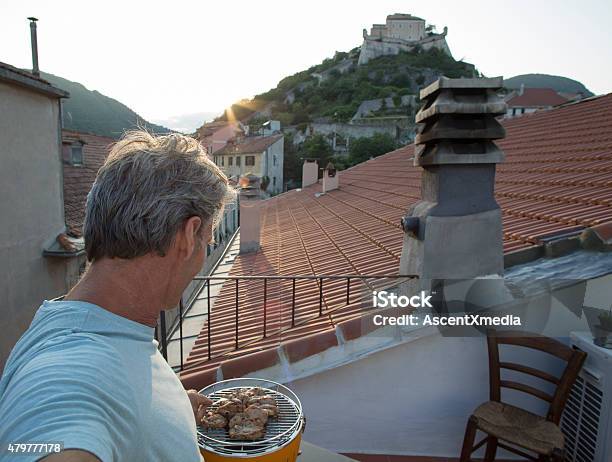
[
  {"left": 420, "top": 76, "right": 504, "bottom": 100},
  {"left": 27, "top": 17, "right": 38, "bottom": 21}
]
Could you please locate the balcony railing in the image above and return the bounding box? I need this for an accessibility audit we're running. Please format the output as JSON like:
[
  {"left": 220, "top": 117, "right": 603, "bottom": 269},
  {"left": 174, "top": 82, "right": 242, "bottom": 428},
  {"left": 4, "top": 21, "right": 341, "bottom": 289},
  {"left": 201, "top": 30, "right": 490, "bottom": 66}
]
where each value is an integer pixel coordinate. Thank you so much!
[{"left": 157, "top": 274, "right": 418, "bottom": 372}]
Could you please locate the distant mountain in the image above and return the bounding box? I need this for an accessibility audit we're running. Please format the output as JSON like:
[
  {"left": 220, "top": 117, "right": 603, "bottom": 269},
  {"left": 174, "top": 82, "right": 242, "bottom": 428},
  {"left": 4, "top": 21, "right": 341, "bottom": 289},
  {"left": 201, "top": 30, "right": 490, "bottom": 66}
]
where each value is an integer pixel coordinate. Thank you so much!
[
  {"left": 40, "top": 72, "right": 171, "bottom": 139},
  {"left": 505, "top": 74, "right": 594, "bottom": 97}
]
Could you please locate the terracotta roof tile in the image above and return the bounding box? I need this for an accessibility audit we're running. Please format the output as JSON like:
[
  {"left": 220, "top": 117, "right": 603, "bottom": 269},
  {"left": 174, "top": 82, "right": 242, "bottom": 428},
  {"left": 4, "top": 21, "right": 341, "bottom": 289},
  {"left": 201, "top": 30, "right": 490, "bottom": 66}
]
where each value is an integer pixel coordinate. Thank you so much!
[
  {"left": 216, "top": 135, "right": 283, "bottom": 155},
  {"left": 181, "top": 94, "right": 612, "bottom": 387},
  {"left": 61, "top": 130, "right": 114, "bottom": 236}
]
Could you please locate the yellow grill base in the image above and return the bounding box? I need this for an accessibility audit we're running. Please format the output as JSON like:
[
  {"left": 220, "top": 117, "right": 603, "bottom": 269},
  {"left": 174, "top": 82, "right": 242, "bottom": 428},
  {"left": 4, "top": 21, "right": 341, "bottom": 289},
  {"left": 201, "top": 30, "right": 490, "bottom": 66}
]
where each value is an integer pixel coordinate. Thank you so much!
[{"left": 201, "top": 432, "right": 302, "bottom": 461}]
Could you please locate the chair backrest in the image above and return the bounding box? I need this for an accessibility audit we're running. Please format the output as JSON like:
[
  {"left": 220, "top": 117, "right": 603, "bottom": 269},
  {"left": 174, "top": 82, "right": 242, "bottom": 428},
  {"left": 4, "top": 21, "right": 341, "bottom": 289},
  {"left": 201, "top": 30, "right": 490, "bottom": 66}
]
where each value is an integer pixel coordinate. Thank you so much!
[{"left": 487, "top": 329, "right": 587, "bottom": 424}]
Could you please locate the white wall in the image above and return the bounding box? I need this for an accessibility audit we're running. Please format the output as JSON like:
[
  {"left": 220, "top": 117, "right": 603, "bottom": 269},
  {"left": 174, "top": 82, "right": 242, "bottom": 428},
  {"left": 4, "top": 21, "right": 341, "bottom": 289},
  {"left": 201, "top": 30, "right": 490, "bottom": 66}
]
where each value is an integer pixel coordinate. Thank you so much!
[
  {"left": 386, "top": 19, "right": 425, "bottom": 41},
  {"left": 287, "top": 333, "right": 564, "bottom": 458},
  {"left": 264, "top": 138, "right": 284, "bottom": 194}
]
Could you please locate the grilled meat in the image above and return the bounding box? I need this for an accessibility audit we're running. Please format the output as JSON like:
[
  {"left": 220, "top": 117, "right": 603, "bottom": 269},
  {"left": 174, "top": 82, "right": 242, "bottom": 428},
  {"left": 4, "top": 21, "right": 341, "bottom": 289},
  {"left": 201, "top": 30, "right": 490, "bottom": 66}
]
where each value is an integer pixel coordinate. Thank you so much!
[
  {"left": 257, "top": 403, "right": 279, "bottom": 418},
  {"left": 228, "top": 413, "right": 266, "bottom": 440},
  {"left": 200, "top": 388, "right": 280, "bottom": 440},
  {"left": 246, "top": 395, "right": 276, "bottom": 407},
  {"left": 244, "top": 387, "right": 266, "bottom": 397},
  {"left": 200, "top": 411, "right": 227, "bottom": 429},
  {"left": 215, "top": 397, "right": 244, "bottom": 418},
  {"left": 244, "top": 404, "right": 269, "bottom": 426},
  {"left": 226, "top": 387, "right": 268, "bottom": 405}
]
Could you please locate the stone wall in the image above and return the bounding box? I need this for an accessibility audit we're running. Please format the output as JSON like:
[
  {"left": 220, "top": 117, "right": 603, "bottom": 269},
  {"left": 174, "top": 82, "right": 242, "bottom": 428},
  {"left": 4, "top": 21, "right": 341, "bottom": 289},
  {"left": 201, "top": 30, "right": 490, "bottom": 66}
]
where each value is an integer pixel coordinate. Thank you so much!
[
  {"left": 358, "top": 30, "right": 451, "bottom": 65},
  {"left": 352, "top": 95, "right": 416, "bottom": 120}
]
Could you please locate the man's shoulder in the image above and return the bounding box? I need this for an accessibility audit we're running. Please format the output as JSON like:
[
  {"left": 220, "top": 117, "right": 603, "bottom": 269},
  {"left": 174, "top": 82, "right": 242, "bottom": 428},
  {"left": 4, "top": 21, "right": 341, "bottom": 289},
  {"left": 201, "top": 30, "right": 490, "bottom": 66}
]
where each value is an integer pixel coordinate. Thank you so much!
[
  {"left": 2, "top": 325, "right": 132, "bottom": 401},
  {"left": 7, "top": 302, "right": 122, "bottom": 369},
  {"left": 1, "top": 303, "right": 135, "bottom": 405}
]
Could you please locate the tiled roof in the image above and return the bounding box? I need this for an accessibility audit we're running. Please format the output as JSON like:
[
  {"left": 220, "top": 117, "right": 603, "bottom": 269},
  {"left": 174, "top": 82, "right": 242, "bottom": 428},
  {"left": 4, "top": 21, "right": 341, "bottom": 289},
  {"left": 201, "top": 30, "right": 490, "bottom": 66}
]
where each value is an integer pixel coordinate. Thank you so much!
[
  {"left": 180, "top": 93, "right": 612, "bottom": 387},
  {"left": 62, "top": 130, "right": 114, "bottom": 236},
  {"left": 506, "top": 88, "right": 568, "bottom": 108},
  {"left": 196, "top": 121, "right": 236, "bottom": 137},
  {"left": 217, "top": 135, "right": 283, "bottom": 155}
]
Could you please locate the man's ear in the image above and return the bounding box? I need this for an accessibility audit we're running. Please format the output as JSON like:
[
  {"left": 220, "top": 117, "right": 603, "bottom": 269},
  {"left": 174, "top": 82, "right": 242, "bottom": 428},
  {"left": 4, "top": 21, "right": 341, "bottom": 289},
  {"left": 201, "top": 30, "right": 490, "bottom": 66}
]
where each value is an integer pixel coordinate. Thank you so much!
[{"left": 182, "top": 216, "right": 202, "bottom": 260}]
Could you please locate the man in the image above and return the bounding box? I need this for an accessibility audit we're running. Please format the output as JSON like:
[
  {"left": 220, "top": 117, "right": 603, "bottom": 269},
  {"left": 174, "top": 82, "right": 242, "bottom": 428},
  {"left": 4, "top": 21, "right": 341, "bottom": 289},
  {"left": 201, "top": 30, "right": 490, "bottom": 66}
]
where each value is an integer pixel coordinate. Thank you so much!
[{"left": 0, "top": 131, "right": 236, "bottom": 461}]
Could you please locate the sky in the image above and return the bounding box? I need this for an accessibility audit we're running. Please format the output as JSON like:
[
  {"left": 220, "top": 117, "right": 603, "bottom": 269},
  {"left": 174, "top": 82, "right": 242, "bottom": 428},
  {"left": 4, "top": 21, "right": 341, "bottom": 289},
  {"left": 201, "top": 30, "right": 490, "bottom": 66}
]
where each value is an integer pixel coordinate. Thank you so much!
[{"left": 2, "top": 1, "right": 611, "bottom": 132}]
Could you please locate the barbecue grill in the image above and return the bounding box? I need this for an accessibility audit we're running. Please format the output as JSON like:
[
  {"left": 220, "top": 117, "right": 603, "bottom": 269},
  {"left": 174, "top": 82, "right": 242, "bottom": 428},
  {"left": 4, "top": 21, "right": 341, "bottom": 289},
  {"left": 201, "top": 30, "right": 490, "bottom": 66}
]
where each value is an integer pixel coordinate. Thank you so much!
[{"left": 198, "top": 378, "right": 305, "bottom": 461}]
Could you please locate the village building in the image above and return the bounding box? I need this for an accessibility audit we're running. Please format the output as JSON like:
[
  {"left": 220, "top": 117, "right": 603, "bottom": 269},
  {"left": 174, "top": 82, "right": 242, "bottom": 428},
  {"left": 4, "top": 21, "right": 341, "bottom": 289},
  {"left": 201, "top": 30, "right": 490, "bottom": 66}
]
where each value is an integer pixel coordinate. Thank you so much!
[
  {"left": 214, "top": 134, "right": 284, "bottom": 195},
  {"left": 0, "top": 62, "right": 72, "bottom": 368},
  {"left": 505, "top": 86, "right": 569, "bottom": 118}
]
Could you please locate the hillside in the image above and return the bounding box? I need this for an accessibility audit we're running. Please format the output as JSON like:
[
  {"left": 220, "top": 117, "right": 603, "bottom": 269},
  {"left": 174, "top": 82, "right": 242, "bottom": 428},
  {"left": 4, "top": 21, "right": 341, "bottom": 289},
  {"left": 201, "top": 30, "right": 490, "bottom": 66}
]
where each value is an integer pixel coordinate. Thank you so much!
[
  {"left": 41, "top": 72, "right": 171, "bottom": 139},
  {"left": 505, "top": 73, "right": 593, "bottom": 97},
  {"left": 219, "top": 47, "right": 477, "bottom": 126}
]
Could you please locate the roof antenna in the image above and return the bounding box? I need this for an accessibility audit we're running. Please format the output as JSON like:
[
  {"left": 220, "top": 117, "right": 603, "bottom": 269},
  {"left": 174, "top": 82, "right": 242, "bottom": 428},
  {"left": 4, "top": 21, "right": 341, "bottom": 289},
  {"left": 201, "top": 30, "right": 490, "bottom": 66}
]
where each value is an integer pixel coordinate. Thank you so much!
[{"left": 27, "top": 17, "right": 39, "bottom": 76}]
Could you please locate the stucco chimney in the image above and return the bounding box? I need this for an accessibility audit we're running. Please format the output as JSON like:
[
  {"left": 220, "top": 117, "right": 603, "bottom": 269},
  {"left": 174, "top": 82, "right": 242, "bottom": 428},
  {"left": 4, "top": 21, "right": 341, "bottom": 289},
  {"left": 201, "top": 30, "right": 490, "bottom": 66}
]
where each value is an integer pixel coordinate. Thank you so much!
[
  {"left": 302, "top": 159, "right": 318, "bottom": 188},
  {"left": 322, "top": 162, "right": 338, "bottom": 193},
  {"left": 519, "top": 83, "right": 525, "bottom": 96},
  {"left": 399, "top": 77, "right": 506, "bottom": 283},
  {"left": 239, "top": 174, "right": 262, "bottom": 254},
  {"left": 28, "top": 17, "right": 40, "bottom": 77}
]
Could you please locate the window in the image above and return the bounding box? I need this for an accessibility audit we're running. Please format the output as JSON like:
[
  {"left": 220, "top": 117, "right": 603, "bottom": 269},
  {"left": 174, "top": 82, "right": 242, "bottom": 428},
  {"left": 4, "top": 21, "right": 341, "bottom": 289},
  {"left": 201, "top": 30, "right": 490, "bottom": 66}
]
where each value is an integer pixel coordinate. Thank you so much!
[
  {"left": 273, "top": 177, "right": 277, "bottom": 187},
  {"left": 273, "top": 155, "right": 277, "bottom": 166},
  {"left": 236, "top": 156, "right": 241, "bottom": 167},
  {"left": 221, "top": 156, "right": 225, "bottom": 167},
  {"left": 71, "top": 144, "right": 84, "bottom": 165},
  {"left": 229, "top": 156, "right": 233, "bottom": 166},
  {"left": 245, "top": 156, "right": 255, "bottom": 166},
  {"left": 63, "top": 142, "right": 84, "bottom": 166}
]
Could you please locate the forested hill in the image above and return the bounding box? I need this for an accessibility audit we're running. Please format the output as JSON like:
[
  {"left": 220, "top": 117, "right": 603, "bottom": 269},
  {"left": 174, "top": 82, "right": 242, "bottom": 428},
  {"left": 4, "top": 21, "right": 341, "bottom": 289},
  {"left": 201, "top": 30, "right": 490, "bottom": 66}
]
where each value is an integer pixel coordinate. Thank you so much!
[
  {"left": 41, "top": 72, "right": 171, "bottom": 139},
  {"left": 218, "top": 47, "right": 478, "bottom": 126}
]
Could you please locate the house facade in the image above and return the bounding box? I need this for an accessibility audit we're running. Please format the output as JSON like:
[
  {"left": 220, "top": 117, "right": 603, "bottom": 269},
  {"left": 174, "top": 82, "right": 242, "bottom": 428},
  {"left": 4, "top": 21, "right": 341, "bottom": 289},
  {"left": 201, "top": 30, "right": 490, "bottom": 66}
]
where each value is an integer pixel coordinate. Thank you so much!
[
  {"left": 214, "top": 134, "right": 284, "bottom": 195},
  {"left": 374, "top": 13, "right": 426, "bottom": 41}
]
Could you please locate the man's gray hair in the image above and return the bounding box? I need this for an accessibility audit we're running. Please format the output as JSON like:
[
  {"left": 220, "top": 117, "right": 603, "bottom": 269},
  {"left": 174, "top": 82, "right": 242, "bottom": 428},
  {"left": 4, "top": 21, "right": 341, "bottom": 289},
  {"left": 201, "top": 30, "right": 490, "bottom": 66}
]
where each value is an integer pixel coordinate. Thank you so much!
[{"left": 84, "top": 130, "right": 236, "bottom": 261}]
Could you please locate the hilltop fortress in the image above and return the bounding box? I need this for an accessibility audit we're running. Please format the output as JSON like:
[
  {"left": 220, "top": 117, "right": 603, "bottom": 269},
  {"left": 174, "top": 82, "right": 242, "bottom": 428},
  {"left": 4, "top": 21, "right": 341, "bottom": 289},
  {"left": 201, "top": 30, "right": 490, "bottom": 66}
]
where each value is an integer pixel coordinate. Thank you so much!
[{"left": 358, "top": 13, "right": 451, "bottom": 65}]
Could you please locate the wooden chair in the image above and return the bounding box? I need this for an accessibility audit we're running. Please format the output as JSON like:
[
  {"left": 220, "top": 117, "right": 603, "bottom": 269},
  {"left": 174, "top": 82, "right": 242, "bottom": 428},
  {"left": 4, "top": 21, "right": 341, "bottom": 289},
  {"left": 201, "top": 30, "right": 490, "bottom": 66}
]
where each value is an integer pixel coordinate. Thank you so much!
[{"left": 459, "top": 329, "right": 586, "bottom": 462}]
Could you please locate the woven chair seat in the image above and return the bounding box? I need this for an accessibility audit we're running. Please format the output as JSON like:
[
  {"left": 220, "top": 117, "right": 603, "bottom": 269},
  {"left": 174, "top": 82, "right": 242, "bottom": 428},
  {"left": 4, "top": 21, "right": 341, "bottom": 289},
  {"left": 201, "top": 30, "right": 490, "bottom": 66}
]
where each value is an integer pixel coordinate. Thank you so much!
[{"left": 473, "top": 401, "right": 564, "bottom": 455}]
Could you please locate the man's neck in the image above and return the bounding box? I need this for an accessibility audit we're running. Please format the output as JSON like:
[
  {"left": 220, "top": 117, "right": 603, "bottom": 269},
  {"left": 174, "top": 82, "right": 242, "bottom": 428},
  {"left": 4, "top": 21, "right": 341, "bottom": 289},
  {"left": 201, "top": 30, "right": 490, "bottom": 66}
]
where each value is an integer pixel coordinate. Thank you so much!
[{"left": 65, "top": 257, "right": 169, "bottom": 327}]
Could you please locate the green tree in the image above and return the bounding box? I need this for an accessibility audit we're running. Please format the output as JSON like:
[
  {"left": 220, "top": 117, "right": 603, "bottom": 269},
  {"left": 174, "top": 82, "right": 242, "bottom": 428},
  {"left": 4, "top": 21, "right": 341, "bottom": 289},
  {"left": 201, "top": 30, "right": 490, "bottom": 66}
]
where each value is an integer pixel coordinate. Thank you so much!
[
  {"left": 284, "top": 133, "right": 334, "bottom": 187},
  {"left": 348, "top": 133, "right": 397, "bottom": 165},
  {"left": 300, "top": 134, "right": 333, "bottom": 168},
  {"left": 283, "top": 134, "right": 303, "bottom": 188}
]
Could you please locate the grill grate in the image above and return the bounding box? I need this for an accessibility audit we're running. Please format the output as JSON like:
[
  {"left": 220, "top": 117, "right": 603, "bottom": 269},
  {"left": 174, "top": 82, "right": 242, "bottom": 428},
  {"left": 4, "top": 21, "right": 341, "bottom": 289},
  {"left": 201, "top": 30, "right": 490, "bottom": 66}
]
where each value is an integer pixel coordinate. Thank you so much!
[{"left": 197, "top": 379, "right": 303, "bottom": 456}]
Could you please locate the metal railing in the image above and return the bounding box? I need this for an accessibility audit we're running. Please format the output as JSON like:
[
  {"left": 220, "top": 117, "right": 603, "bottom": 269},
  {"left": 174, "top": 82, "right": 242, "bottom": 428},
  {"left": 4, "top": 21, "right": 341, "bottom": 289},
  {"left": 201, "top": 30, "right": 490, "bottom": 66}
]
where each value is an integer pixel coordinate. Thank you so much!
[{"left": 157, "top": 274, "right": 418, "bottom": 372}]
